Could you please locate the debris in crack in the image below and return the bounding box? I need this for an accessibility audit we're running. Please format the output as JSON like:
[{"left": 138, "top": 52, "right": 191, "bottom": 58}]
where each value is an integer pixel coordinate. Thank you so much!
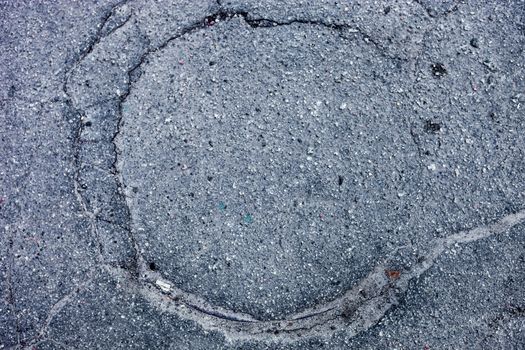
[
  {"left": 155, "top": 279, "right": 172, "bottom": 293},
  {"left": 385, "top": 270, "right": 401, "bottom": 280}
]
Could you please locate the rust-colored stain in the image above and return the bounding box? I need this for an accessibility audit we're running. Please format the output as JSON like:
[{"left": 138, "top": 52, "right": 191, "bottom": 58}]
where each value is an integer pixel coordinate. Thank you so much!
[{"left": 385, "top": 269, "right": 401, "bottom": 280}]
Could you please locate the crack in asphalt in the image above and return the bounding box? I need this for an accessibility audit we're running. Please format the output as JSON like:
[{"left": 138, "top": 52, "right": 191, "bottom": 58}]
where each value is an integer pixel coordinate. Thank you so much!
[
  {"left": 19, "top": 271, "right": 97, "bottom": 350},
  {"left": 63, "top": 0, "right": 132, "bottom": 100},
  {"left": 101, "top": 209, "right": 525, "bottom": 342},
  {"left": 103, "top": 5, "right": 412, "bottom": 340},
  {"left": 202, "top": 9, "right": 407, "bottom": 61},
  {"left": 409, "top": 122, "right": 426, "bottom": 159},
  {"left": 33, "top": 0, "right": 525, "bottom": 344},
  {"left": 100, "top": 4, "right": 133, "bottom": 38},
  {"left": 4, "top": 2, "right": 136, "bottom": 350},
  {"left": 71, "top": 103, "right": 106, "bottom": 266}
]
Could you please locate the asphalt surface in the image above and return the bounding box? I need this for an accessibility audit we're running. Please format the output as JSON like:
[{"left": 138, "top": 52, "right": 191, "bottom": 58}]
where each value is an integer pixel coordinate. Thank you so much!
[{"left": 1, "top": 0, "right": 525, "bottom": 349}]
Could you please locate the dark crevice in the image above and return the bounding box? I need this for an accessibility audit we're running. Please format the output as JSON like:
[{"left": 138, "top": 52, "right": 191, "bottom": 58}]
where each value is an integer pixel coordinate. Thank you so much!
[
  {"left": 200, "top": 8, "right": 405, "bottom": 62},
  {"left": 62, "top": 0, "right": 141, "bottom": 279},
  {"left": 114, "top": 8, "right": 406, "bottom": 112},
  {"left": 67, "top": 94, "right": 107, "bottom": 266},
  {"left": 65, "top": 0, "right": 133, "bottom": 91},
  {"left": 185, "top": 303, "right": 257, "bottom": 323},
  {"left": 424, "top": 119, "right": 441, "bottom": 133},
  {"left": 291, "top": 306, "right": 336, "bottom": 321},
  {"left": 431, "top": 62, "right": 448, "bottom": 78},
  {"left": 409, "top": 125, "right": 424, "bottom": 158},
  {"left": 94, "top": 215, "right": 131, "bottom": 232},
  {"left": 100, "top": 6, "right": 133, "bottom": 38}
]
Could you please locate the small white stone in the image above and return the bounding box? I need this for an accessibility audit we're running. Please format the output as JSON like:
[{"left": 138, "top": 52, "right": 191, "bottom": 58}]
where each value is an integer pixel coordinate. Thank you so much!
[
  {"left": 428, "top": 163, "right": 437, "bottom": 171},
  {"left": 340, "top": 102, "right": 347, "bottom": 110},
  {"left": 156, "top": 279, "right": 171, "bottom": 292}
]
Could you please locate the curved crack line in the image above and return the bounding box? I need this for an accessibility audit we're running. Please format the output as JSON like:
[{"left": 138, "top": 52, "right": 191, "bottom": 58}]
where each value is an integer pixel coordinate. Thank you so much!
[
  {"left": 63, "top": 0, "right": 132, "bottom": 100},
  {"left": 64, "top": 0, "right": 142, "bottom": 277},
  {"left": 67, "top": 1, "right": 525, "bottom": 343},
  {"left": 18, "top": 271, "right": 97, "bottom": 350},
  {"left": 9, "top": 2, "right": 137, "bottom": 350},
  {"left": 115, "top": 6, "right": 407, "bottom": 110},
  {"left": 108, "top": 4, "right": 411, "bottom": 283},
  {"left": 64, "top": 0, "right": 135, "bottom": 264},
  {"left": 200, "top": 9, "right": 406, "bottom": 61},
  {"left": 103, "top": 208, "right": 525, "bottom": 342},
  {"left": 106, "top": 3, "right": 410, "bottom": 332}
]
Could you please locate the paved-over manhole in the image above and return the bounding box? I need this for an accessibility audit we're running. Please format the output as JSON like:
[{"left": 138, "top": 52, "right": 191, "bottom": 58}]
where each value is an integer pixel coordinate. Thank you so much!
[
  {"left": 118, "top": 18, "right": 418, "bottom": 319},
  {"left": 65, "top": 1, "right": 525, "bottom": 340}
]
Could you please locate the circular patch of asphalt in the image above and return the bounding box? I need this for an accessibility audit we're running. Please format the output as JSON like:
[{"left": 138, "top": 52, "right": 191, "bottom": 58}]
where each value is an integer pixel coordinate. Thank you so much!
[
  {"left": 68, "top": 3, "right": 525, "bottom": 331},
  {"left": 119, "top": 18, "right": 418, "bottom": 320}
]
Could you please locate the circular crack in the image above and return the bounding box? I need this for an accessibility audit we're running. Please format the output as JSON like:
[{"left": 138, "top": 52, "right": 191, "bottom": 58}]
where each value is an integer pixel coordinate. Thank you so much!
[
  {"left": 66, "top": 11, "right": 420, "bottom": 340},
  {"left": 118, "top": 18, "right": 417, "bottom": 320},
  {"left": 67, "top": 4, "right": 525, "bottom": 343}
]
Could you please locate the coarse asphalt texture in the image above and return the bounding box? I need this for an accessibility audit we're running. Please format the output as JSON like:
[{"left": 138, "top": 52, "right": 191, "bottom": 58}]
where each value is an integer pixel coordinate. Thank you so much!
[{"left": 1, "top": 0, "right": 525, "bottom": 349}]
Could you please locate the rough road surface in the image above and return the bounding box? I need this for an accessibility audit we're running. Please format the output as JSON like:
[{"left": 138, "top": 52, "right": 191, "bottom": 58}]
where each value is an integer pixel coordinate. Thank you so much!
[{"left": 1, "top": 0, "right": 525, "bottom": 349}]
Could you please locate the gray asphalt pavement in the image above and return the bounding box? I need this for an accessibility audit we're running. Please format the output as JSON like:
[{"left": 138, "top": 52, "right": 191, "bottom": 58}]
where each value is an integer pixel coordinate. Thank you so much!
[{"left": 1, "top": 0, "right": 524, "bottom": 349}]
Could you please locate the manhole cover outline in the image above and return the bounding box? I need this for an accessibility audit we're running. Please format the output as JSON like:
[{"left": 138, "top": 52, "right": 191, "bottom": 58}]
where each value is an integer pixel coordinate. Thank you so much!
[{"left": 65, "top": 3, "right": 525, "bottom": 342}]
